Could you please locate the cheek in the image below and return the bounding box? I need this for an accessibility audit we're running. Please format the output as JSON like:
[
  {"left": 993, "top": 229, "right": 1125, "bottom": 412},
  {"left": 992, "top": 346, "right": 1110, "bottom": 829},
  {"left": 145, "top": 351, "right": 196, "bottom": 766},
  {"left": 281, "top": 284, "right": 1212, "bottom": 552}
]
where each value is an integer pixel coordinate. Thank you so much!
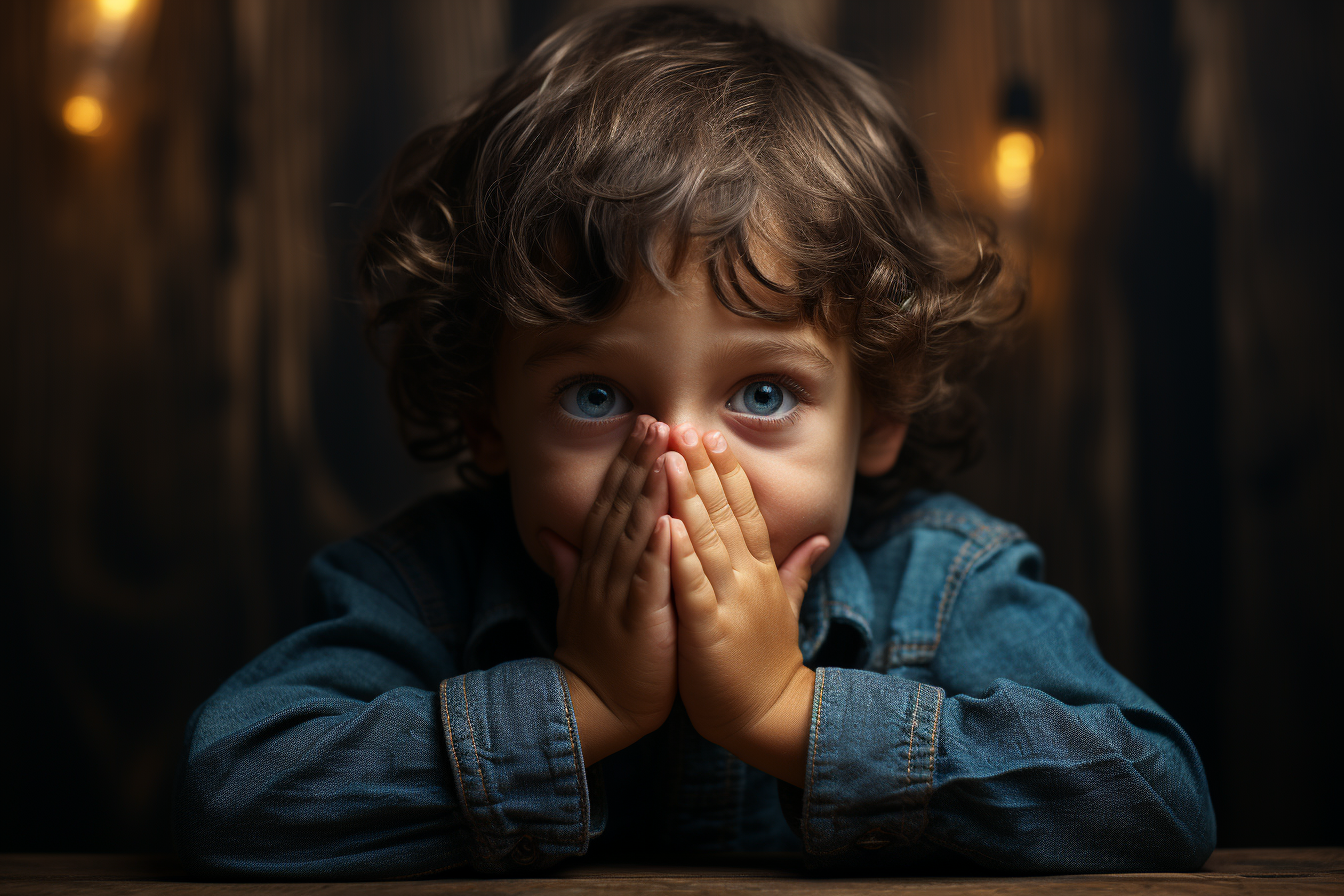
[
  {"left": 745, "top": 453, "right": 854, "bottom": 566},
  {"left": 507, "top": 444, "right": 612, "bottom": 571}
]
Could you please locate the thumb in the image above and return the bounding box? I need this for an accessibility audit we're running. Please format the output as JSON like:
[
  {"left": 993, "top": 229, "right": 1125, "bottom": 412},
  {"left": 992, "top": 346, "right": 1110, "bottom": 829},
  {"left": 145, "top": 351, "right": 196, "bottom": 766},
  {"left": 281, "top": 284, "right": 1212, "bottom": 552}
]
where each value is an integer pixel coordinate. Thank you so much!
[
  {"left": 778, "top": 536, "right": 830, "bottom": 621},
  {"left": 538, "top": 528, "right": 579, "bottom": 601}
]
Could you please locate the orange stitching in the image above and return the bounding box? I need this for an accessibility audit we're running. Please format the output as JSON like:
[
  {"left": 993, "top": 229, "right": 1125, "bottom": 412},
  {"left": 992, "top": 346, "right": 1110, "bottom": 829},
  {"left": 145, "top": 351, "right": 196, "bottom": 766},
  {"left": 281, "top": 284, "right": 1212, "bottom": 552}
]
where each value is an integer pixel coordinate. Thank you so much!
[
  {"left": 803, "top": 667, "right": 825, "bottom": 853},
  {"left": 440, "top": 681, "right": 459, "bottom": 774},
  {"left": 882, "top": 535, "right": 1011, "bottom": 670},
  {"left": 557, "top": 664, "right": 588, "bottom": 827},
  {"left": 440, "top": 681, "right": 467, "bottom": 798},
  {"left": 930, "top": 533, "right": 1010, "bottom": 655},
  {"left": 459, "top": 676, "right": 491, "bottom": 805},
  {"left": 441, "top": 680, "right": 489, "bottom": 857},
  {"left": 930, "top": 537, "right": 976, "bottom": 649},
  {"left": 927, "top": 687, "right": 943, "bottom": 788},
  {"left": 906, "top": 683, "right": 922, "bottom": 787}
]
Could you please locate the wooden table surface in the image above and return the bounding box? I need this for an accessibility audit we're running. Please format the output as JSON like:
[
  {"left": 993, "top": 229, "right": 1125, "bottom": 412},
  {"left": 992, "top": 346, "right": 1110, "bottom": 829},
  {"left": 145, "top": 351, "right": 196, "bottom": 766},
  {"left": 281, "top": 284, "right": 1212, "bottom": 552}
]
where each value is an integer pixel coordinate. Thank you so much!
[{"left": 2, "top": 849, "right": 1340, "bottom": 894}]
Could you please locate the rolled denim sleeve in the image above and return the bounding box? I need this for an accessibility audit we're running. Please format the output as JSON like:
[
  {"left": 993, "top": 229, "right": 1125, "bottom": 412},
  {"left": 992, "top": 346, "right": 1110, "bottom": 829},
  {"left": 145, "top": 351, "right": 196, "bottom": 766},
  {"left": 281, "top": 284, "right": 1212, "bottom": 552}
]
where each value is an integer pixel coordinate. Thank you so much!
[
  {"left": 793, "top": 539, "right": 1216, "bottom": 873},
  {"left": 173, "top": 541, "right": 596, "bottom": 878},
  {"left": 798, "top": 670, "right": 942, "bottom": 855},
  {"left": 438, "top": 660, "right": 594, "bottom": 871}
]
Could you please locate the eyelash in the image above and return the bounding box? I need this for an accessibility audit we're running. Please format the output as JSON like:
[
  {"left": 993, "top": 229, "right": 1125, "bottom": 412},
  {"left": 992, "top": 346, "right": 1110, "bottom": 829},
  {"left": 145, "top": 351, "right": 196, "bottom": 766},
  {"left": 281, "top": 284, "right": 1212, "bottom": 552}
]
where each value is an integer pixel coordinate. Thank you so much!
[
  {"left": 549, "top": 372, "right": 813, "bottom": 429},
  {"left": 550, "top": 374, "right": 629, "bottom": 429},
  {"left": 737, "top": 375, "right": 810, "bottom": 428}
]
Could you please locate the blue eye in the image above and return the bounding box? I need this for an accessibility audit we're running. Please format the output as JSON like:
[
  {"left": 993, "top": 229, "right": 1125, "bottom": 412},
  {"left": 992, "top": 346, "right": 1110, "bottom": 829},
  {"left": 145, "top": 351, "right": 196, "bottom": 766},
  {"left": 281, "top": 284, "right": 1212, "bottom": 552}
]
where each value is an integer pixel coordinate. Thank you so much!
[
  {"left": 558, "top": 379, "right": 632, "bottom": 420},
  {"left": 728, "top": 380, "right": 798, "bottom": 418}
]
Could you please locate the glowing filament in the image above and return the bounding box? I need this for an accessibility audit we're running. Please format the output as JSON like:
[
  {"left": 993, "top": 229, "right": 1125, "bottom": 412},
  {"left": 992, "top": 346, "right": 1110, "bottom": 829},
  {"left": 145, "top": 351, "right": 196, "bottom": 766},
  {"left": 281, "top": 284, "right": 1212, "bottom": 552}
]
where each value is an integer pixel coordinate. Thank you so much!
[
  {"left": 62, "top": 94, "right": 104, "bottom": 135},
  {"left": 995, "top": 129, "right": 1038, "bottom": 209},
  {"left": 98, "top": 0, "right": 138, "bottom": 20}
]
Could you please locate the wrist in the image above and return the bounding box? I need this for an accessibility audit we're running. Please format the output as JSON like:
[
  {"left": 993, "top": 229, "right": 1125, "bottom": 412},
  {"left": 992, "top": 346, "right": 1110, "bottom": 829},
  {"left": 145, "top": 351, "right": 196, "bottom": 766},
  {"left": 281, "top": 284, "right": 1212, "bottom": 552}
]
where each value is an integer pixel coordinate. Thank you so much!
[
  {"left": 558, "top": 663, "right": 645, "bottom": 766},
  {"left": 723, "top": 665, "right": 816, "bottom": 787}
]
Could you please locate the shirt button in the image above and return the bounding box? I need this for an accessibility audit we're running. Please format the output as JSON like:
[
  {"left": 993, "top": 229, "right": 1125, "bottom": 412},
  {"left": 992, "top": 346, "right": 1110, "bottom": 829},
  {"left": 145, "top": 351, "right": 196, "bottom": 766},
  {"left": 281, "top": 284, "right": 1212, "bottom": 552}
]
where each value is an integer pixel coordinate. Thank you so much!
[
  {"left": 856, "top": 828, "right": 892, "bottom": 850},
  {"left": 510, "top": 834, "right": 538, "bottom": 865}
]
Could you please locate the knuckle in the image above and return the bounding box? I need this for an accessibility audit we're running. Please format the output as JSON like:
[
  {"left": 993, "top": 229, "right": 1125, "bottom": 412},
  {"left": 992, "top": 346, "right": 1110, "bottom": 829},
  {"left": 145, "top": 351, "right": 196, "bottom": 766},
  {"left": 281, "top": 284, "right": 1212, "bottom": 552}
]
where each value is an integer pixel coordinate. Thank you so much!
[
  {"left": 609, "top": 490, "right": 632, "bottom": 516},
  {"left": 622, "top": 506, "right": 650, "bottom": 542},
  {"left": 692, "top": 518, "right": 719, "bottom": 546},
  {"left": 701, "top": 489, "right": 731, "bottom": 520},
  {"left": 618, "top": 522, "right": 643, "bottom": 554},
  {"left": 737, "top": 501, "right": 765, "bottom": 527},
  {"left": 618, "top": 518, "right": 638, "bottom": 543},
  {"left": 616, "top": 470, "right": 649, "bottom": 508}
]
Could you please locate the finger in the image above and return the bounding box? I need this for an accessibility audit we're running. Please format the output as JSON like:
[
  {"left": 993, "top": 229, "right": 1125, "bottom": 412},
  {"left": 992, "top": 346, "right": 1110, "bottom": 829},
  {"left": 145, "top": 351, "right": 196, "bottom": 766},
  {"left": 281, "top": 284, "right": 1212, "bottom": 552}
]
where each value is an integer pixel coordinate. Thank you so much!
[
  {"left": 701, "top": 429, "right": 773, "bottom": 565},
  {"left": 663, "top": 451, "right": 735, "bottom": 593},
  {"left": 580, "top": 415, "right": 654, "bottom": 559},
  {"left": 668, "top": 424, "right": 752, "bottom": 567},
  {"left": 668, "top": 517, "right": 718, "bottom": 635},
  {"left": 629, "top": 514, "right": 673, "bottom": 614},
  {"left": 538, "top": 528, "right": 580, "bottom": 603},
  {"left": 608, "top": 427, "right": 671, "bottom": 589},
  {"left": 590, "top": 418, "right": 667, "bottom": 589},
  {"left": 778, "top": 536, "right": 830, "bottom": 620}
]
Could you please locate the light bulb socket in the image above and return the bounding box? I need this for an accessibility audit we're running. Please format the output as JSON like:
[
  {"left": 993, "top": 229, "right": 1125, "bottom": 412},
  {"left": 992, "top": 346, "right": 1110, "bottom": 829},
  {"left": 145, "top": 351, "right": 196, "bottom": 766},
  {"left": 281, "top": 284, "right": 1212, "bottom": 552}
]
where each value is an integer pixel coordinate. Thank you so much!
[{"left": 1001, "top": 77, "right": 1040, "bottom": 128}]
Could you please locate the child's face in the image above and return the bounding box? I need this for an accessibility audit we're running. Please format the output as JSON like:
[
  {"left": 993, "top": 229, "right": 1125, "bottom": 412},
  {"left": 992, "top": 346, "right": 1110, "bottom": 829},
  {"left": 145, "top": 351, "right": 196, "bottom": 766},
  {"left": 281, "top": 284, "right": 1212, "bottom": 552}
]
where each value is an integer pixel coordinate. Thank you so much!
[{"left": 473, "top": 261, "right": 906, "bottom": 580}]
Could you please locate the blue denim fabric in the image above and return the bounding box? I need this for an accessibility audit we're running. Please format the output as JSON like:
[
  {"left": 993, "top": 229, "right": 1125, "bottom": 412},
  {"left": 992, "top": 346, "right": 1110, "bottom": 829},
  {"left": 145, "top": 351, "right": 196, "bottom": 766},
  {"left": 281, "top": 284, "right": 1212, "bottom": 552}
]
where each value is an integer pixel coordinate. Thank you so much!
[{"left": 173, "top": 486, "right": 1215, "bottom": 878}]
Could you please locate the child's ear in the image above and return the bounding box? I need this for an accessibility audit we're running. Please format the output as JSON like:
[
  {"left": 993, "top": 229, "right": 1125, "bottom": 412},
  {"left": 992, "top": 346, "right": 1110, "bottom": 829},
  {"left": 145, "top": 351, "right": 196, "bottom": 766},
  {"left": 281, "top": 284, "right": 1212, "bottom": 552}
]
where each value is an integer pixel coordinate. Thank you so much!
[
  {"left": 462, "top": 405, "right": 508, "bottom": 475},
  {"left": 856, "top": 405, "right": 908, "bottom": 478}
]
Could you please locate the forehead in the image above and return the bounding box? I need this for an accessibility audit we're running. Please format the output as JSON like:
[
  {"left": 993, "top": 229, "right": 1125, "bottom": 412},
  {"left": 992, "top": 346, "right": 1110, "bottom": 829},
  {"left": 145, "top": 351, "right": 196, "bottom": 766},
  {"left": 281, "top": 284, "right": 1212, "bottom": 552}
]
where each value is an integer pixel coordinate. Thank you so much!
[{"left": 503, "top": 262, "right": 850, "bottom": 377}]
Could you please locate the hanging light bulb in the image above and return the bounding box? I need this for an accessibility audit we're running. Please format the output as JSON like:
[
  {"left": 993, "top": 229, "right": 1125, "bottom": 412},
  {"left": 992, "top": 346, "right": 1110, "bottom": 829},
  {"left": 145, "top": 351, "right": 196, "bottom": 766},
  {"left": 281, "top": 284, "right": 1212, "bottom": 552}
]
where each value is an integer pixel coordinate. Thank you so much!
[
  {"left": 97, "top": 0, "right": 139, "bottom": 19},
  {"left": 62, "top": 94, "right": 105, "bottom": 135},
  {"left": 995, "top": 129, "right": 1038, "bottom": 208},
  {"left": 995, "top": 77, "right": 1042, "bottom": 212},
  {"left": 49, "top": 0, "right": 159, "bottom": 138}
]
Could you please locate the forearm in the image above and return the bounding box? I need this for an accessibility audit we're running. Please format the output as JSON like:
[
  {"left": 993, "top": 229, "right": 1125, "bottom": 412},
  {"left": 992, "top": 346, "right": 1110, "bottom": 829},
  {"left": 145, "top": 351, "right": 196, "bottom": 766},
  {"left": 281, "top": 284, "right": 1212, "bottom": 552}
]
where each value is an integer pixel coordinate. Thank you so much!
[
  {"left": 793, "top": 667, "right": 1215, "bottom": 873},
  {"left": 178, "top": 659, "right": 601, "bottom": 877},
  {"left": 177, "top": 685, "right": 470, "bottom": 877}
]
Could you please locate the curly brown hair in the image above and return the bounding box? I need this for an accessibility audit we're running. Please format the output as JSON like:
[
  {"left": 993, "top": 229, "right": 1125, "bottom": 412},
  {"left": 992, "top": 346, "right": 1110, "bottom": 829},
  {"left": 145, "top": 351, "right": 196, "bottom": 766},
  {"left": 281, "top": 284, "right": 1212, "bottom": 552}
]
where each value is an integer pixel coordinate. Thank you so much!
[{"left": 358, "top": 3, "right": 1023, "bottom": 514}]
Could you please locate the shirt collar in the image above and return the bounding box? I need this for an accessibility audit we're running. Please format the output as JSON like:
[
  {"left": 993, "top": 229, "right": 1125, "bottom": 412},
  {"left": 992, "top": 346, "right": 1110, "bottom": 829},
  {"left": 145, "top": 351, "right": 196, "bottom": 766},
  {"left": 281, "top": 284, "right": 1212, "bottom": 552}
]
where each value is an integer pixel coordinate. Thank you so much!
[{"left": 798, "top": 536, "right": 875, "bottom": 669}]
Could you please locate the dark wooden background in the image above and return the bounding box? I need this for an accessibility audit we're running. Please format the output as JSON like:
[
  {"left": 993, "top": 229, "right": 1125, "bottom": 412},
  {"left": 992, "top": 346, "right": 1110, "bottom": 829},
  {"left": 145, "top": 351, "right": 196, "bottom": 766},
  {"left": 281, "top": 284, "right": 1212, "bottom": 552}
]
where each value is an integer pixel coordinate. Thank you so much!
[{"left": 3, "top": 0, "right": 1340, "bottom": 852}]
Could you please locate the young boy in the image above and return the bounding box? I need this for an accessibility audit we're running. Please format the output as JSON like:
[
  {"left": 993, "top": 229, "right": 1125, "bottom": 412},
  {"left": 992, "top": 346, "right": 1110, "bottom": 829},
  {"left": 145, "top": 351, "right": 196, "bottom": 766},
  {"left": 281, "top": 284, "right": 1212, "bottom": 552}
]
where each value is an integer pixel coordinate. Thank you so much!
[{"left": 174, "top": 4, "right": 1215, "bottom": 878}]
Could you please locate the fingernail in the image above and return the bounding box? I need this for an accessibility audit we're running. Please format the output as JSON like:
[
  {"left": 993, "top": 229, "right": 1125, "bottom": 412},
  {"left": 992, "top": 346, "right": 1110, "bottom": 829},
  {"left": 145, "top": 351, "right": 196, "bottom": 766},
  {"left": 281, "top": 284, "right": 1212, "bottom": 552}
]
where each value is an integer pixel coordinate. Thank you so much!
[
  {"left": 653, "top": 456, "right": 663, "bottom": 474},
  {"left": 682, "top": 427, "right": 698, "bottom": 447},
  {"left": 706, "top": 431, "right": 725, "bottom": 453},
  {"left": 668, "top": 454, "right": 683, "bottom": 473},
  {"left": 656, "top": 422, "right": 669, "bottom": 439}
]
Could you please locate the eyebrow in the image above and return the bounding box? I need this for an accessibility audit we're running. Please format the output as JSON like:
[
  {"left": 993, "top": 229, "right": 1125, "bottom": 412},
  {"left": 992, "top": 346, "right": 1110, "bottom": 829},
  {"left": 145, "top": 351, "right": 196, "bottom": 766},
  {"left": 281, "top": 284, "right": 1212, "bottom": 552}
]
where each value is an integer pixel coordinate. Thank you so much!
[{"left": 523, "top": 333, "right": 835, "bottom": 374}]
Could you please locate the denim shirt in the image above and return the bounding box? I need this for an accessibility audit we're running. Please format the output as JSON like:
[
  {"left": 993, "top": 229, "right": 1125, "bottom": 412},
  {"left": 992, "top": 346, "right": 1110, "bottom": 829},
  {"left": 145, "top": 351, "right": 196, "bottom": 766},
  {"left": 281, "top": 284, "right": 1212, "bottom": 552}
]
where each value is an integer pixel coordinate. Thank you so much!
[{"left": 173, "top": 486, "right": 1215, "bottom": 879}]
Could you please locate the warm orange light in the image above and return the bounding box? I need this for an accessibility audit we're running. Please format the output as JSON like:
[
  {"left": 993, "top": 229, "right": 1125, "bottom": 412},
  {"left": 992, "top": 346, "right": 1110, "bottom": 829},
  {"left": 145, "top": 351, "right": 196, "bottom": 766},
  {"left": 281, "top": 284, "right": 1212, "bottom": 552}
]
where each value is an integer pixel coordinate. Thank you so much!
[
  {"left": 97, "top": 0, "right": 138, "bottom": 20},
  {"left": 995, "top": 129, "right": 1039, "bottom": 210},
  {"left": 62, "top": 94, "right": 104, "bottom": 134}
]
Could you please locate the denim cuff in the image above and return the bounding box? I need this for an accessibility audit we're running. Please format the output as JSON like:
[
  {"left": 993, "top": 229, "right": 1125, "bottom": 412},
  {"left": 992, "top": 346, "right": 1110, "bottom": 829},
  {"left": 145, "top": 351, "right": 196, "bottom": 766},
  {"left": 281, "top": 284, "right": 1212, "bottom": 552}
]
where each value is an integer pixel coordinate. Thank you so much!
[
  {"left": 438, "top": 657, "right": 595, "bottom": 871},
  {"left": 799, "top": 667, "right": 945, "bottom": 860}
]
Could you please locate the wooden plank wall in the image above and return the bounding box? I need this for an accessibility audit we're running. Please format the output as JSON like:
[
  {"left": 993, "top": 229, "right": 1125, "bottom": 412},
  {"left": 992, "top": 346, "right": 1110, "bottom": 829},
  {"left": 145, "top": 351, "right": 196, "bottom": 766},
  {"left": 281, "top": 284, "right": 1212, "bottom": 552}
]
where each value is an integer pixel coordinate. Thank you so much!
[
  {"left": 0, "top": 0, "right": 504, "bottom": 849},
  {"left": 1, "top": 0, "right": 1339, "bottom": 851}
]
